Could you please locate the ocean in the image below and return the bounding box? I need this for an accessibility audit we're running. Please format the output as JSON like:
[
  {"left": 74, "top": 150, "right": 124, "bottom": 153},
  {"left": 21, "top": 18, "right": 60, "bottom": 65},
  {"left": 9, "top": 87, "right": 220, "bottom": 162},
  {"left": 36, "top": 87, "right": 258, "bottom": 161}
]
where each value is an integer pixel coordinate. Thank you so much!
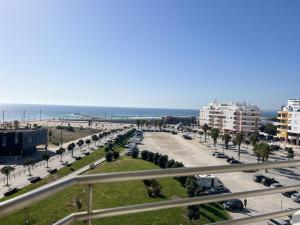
[{"left": 0, "top": 104, "right": 277, "bottom": 122}]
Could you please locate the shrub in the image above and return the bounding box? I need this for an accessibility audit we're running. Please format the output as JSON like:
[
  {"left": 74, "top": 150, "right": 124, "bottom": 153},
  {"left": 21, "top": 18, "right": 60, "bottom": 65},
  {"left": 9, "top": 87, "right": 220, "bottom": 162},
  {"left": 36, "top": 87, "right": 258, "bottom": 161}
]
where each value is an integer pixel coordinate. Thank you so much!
[
  {"left": 105, "top": 143, "right": 114, "bottom": 152},
  {"left": 143, "top": 179, "right": 161, "bottom": 198},
  {"left": 131, "top": 149, "right": 139, "bottom": 158},
  {"left": 105, "top": 150, "right": 114, "bottom": 162},
  {"left": 113, "top": 151, "right": 120, "bottom": 160},
  {"left": 158, "top": 155, "right": 168, "bottom": 168},
  {"left": 141, "top": 150, "right": 149, "bottom": 160},
  {"left": 166, "top": 159, "right": 175, "bottom": 168},
  {"left": 153, "top": 153, "right": 161, "bottom": 165},
  {"left": 148, "top": 152, "right": 154, "bottom": 162}
]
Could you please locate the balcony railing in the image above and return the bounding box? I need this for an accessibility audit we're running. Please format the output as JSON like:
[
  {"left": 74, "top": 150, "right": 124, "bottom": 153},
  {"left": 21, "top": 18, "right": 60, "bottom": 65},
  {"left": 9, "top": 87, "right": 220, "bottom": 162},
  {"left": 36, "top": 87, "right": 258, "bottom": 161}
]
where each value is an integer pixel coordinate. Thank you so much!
[{"left": 0, "top": 160, "right": 300, "bottom": 225}]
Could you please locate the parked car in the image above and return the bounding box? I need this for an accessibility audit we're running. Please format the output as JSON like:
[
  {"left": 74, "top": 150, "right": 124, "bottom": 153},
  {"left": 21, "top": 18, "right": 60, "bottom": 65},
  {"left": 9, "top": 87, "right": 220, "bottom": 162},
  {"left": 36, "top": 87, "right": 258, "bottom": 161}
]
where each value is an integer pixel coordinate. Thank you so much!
[
  {"left": 261, "top": 177, "right": 278, "bottom": 187},
  {"left": 228, "top": 159, "right": 241, "bottom": 164},
  {"left": 84, "top": 152, "right": 90, "bottom": 156},
  {"left": 125, "top": 150, "right": 133, "bottom": 156},
  {"left": 212, "top": 151, "right": 220, "bottom": 156},
  {"left": 253, "top": 174, "right": 266, "bottom": 183},
  {"left": 89, "top": 163, "right": 96, "bottom": 169},
  {"left": 291, "top": 193, "right": 300, "bottom": 203},
  {"left": 215, "top": 153, "right": 228, "bottom": 159},
  {"left": 171, "top": 131, "right": 178, "bottom": 135},
  {"left": 270, "top": 183, "right": 282, "bottom": 188},
  {"left": 75, "top": 156, "right": 82, "bottom": 161},
  {"left": 47, "top": 168, "right": 57, "bottom": 174},
  {"left": 4, "top": 187, "right": 18, "bottom": 196},
  {"left": 205, "top": 186, "right": 230, "bottom": 195},
  {"left": 28, "top": 176, "right": 41, "bottom": 183},
  {"left": 267, "top": 218, "right": 290, "bottom": 225},
  {"left": 223, "top": 199, "right": 244, "bottom": 211},
  {"left": 282, "top": 191, "right": 298, "bottom": 198}
]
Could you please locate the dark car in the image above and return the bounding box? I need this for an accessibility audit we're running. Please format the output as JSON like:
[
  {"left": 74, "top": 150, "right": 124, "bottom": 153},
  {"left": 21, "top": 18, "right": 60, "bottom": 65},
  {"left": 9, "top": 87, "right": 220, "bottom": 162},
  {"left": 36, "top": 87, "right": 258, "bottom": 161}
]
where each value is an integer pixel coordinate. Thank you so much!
[
  {"left": 229, "top": 159, "right": 241, "bottom": 164},
  {"left": 84, "top": 152, "right": 90, "bottom": 156},
  {"left": 75, "top": 156, "right": 82, "bottom": 161},
  {"left": 47, "top": 168, "right": 57, "bottom": 174},
  {"left": 261, "top": 177, "right": 278, "bottom": 187},
  {"left": 205, "top": 186, "right": 230, "bottom": 195},
  {"left": 223, "top": 199, "right": 244, "bottom": 211},
  {"left": 282, "top": 191, "right": 298, "bottom": 198},
  {"left": 4, "top": 187, "right": 18, "bottom": 196},
  {"left": 267, "top": 218, "right": 290, "bottom": 225},
  {"left": 253, "top": 174, "right": 266, "bottom": 183},
  {"left": 171, "top": 131, "right": 178, "bottom": 135},
  {"left": 28, "top": 176, "right": 41, "bottom": 183}
]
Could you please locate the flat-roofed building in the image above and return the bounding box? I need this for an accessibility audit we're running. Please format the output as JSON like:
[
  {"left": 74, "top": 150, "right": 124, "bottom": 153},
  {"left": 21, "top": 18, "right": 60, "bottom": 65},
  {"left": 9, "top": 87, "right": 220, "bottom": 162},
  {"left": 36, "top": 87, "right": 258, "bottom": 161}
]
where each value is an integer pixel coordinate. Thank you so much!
[
  {"left": 199, "top": 102, "right": 261, "bottom": 135},
  {"left": 0, "top": 128, "right": 48, "bottom": 161},
  {"left": 277, "top": 99, "right": 300, "bottom": 145}
]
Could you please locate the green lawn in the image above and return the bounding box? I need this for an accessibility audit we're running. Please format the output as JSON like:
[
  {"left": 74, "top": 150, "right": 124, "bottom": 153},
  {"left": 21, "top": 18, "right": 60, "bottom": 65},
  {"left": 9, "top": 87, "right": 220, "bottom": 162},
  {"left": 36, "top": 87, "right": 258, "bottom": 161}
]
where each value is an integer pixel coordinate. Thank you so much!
[
  {"left": 0, "top": 138, "right": 127, "bottom": 203},
  {"left": 0, "top": 157, "right": 230, "bottom": 225}
]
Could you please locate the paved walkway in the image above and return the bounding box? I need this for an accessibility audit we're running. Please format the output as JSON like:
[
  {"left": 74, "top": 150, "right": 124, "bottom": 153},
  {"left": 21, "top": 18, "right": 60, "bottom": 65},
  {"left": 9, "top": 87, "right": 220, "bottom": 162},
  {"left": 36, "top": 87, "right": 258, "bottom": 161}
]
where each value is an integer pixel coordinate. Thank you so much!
[{"left": 0, "top": 129, "right": 128, "bottom": 197}]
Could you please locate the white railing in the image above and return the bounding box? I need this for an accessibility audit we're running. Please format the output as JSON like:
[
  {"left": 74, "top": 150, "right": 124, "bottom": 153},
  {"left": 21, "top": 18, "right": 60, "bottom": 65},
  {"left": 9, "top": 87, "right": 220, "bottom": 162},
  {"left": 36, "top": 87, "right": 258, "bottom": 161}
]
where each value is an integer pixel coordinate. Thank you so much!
[{"left": 1, "top": 160, "right": 300, "bottom": 225}]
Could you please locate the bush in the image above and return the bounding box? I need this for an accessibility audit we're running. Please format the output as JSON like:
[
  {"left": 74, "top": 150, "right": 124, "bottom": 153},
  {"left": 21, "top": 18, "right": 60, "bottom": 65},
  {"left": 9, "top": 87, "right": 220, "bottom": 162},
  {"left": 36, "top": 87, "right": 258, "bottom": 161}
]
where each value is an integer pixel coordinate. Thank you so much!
[
  {"left": 158, "top": 155, "right": 168, "bottom": 168},
  {"left": 113, "top": 151, "right": 120, "bottom": 160},
  {"left": 153, "top": 153, "right": 161, "bottom": 165},
  {"left": 143, "top": 179, "right": 161, "bottom": 198},
  {"left": 131, "top": 149, "right": 139, "bottom": 158},
  {"left": 105, "top": 150, "right": 114, "bottom": 162},
  {"left": 141, "top": 150, "right": 149, "bottom": 160},
  {"left": 166, "top": 159, "right": 175, "bottom": 168},
  {"left": 105, "top": 143, "right": 114, "bottom": 152},
  {"left": 148, "top": 152, "right": 154, "bottom": 162}
]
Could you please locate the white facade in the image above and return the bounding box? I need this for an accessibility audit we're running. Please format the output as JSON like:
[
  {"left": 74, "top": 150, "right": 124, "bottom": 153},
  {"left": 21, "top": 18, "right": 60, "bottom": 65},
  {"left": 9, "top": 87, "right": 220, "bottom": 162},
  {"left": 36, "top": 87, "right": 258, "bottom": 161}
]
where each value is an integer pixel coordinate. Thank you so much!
[
  {"left": 279, "top": 99, "right": 300, "bottom": 145},
  {"left": 199, "top": 102, "right": 261, "bottom": 134}
]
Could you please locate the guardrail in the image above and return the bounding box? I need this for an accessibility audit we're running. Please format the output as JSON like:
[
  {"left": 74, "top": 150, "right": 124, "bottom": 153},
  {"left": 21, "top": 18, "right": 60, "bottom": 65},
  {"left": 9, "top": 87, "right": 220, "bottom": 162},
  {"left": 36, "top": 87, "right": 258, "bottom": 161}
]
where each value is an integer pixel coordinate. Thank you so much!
[{"left": 1, "top": 160, "right": 300, "bottom": 225}]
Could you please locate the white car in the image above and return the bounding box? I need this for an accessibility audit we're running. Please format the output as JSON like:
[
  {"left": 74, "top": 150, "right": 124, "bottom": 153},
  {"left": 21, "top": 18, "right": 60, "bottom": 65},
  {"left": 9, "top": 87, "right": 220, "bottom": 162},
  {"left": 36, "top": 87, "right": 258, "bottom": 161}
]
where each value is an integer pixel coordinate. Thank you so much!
[{"left": 291, "top": 193, "right": 300, "bottom": 203}]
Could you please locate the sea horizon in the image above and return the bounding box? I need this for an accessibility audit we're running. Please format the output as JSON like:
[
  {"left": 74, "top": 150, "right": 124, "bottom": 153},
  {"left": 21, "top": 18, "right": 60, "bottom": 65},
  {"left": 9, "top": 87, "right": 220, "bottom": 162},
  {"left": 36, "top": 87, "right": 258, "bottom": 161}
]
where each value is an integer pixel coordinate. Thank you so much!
[{"left": 0, "top": 103, "right": 277, "bottom": 122}]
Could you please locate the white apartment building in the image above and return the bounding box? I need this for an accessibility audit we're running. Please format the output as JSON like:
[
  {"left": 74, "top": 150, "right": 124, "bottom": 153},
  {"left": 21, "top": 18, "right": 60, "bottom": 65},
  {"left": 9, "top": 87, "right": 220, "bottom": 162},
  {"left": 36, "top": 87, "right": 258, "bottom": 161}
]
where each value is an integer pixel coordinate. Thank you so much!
[
  {"left": 199, "top": 102, "right": 261, "bottom": 135},
  {"left": 277, "top": 99, "right": 300, "bottom": 145}
]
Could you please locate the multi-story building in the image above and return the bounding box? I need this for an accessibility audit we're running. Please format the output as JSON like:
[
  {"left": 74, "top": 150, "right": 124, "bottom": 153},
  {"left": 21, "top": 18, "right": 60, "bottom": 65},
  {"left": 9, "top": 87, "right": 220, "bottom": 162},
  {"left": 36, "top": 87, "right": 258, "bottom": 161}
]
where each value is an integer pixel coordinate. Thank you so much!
[
  {"left": 199, "top": 102, "right": 261, "bottom": 135},
  {"left": 277, "top": 99, "right": 300, "bottom": 145}
]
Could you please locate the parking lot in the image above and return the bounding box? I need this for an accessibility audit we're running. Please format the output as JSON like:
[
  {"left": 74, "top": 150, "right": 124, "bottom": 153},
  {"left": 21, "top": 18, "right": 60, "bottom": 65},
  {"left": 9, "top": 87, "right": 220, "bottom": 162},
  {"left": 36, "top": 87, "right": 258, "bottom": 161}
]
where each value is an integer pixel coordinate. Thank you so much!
[{"left": 140, "top": 132, "right": 300, "bottom": 225}]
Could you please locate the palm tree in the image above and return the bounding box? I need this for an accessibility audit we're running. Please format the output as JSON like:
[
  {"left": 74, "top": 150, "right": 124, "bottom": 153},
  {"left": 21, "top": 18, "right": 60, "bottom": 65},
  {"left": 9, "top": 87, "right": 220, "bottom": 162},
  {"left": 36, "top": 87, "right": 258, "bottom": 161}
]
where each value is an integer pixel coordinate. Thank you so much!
[
  {"left": 42, "top": 154, "right": 50, "bottom": 168},
  {"left": 210, "top": 128, "right": 220, "bottom": 146},
  {"left": 202, "top": 124, "right": 209, "bottom": 142},
  {"left": 92, "top": 135, "right": 99, "bottom": 146},
  {"left": 23, "top": 158, "right": 34, "bottom": 176},
  {"left": 85, "top": 139, "right": 91, "bottom": 149},
  {"left": 77, "top": 139, "right": 84, "bottom": 151},
  {"left": 235, "top": 133, "right": 244, "bottom": 160},
  {"left": 1, "top": 166, "right": 15, "bottom": 186},
  {"left": 56, "top": 147, "right": 65, "bottom": 162},
  {"left": 249, "top": 133, "right": 258, "bottom": 146},
  {"left": 13, "top": 120, "right": 20, "bottom": 129},
  {"left": 158, "top": 120, "right": 163, "bottom": 131},
  {"left": 67, "top": 142, "right": 75, "bottom": 157},
  {"left": 223, "top": 133, "right": 231, "bottom": 150}
]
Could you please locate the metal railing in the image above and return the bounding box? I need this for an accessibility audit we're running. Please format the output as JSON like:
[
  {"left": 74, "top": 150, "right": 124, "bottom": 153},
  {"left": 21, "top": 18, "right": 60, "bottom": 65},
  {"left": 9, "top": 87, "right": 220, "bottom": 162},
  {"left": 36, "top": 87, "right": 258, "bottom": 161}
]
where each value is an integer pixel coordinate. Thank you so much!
[{"left": 1, "top": 160, "right": 300, "bottom": 225}]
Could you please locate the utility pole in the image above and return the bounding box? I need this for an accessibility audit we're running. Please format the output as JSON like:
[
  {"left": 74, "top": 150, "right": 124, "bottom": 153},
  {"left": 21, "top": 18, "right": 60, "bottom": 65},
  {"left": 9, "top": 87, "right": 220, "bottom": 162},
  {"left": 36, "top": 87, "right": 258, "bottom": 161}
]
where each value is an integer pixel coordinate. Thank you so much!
[
  {"left": 39, "top": 110, "right": 42, "bottom": 121},
  {"left": 2, "top": 110, "right": 4, "bottom": 123},
  {"left": 23, "top": 109, "right": 26, "bottom": 121},
  {"left": 60, "top": 120, "right": 63, "bottom": 148}
]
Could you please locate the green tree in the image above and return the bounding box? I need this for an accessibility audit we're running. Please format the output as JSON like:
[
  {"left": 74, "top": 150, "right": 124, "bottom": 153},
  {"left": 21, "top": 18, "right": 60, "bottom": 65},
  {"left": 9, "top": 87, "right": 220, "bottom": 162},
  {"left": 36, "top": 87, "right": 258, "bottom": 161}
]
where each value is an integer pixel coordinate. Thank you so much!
[
  {"left": 141, "top": 150, "right": 149, "bottom": 160},
  {"left": 85, "top": 139, "right": 91, "bottom": 149},
  {"left": 67, "top": 142, "right": 75, "bottom": 157},
  {"left": 1, "top": 166, "right": 15, "bottom": 186},
  {"left": 113, "top": 151, "right": 120, "bottom": 160},
  {"left": 223, "top": 133, "right": 231, "bottom": 150},
  {"left": 249, "top": 133, "right": 258, "bottom": 146},
  {"left": 186, "top": 205, "right": 200, "bottom": 224},
  {"left": 285, "top": 147, "right": 295, "bottom": 160},
  {"left": 235, "top": 133, "right": 244, "bottom": 160},
  {"left": 56, "top": 147, "right": 65, "bottom": 162},
  {"left": 210, "top": 128, "right": 220, "bottom": 146},
  {"left": 92, "top": 135, "right": 99, "bottom": 146},
  {"left": 105, "top": 150, "right": 114, "bottom": 162},
  {"left": 202, "top": 123, "right": 209, "bottom": 142},
  {"left": 131, "top": 149, "right": 139, "bottom": 158},
  {"left": 136, "top": 120, "right": 141, "bottom": 129},
  {"left": 157, "top": 155, "right": 168, "bottom": 168},
  {"left": 42, "top": 154, "right": 50, "bottom": 168}
]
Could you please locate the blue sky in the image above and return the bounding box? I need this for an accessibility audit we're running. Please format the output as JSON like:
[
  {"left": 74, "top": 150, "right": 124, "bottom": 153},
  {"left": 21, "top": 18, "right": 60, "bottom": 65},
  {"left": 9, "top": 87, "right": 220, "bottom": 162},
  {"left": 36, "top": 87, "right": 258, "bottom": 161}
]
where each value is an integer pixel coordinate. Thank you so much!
[{"left": 0, "top": 0, "right": 299, "bottom": 110}]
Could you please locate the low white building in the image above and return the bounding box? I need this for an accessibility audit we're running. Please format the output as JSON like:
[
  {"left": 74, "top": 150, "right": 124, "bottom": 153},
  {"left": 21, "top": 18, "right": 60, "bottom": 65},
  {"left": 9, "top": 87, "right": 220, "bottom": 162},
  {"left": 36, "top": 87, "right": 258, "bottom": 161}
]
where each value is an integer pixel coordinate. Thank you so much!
[{"left": 199, "top": 101, "right": 261, "bottom": 135}]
